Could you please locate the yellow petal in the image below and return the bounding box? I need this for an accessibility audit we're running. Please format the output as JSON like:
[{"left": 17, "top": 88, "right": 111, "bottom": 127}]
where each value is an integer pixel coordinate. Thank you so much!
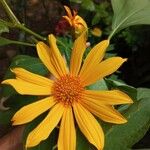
[
  {"left": 26, "top": 103, "right": 65, "bottom": 147},
  {"left": 58, "top": 106, "right": 76, "bottom": 150},
  {"left": 74, "top": 15, "right": 88, "bottom": 29},
  {"left": 36, "top": 42, "right": 60, "bottom": 78},
  {"left": 12, "top": 97, "right": 56, "bottom": 125},
  {"left": 2, "top": 79, "right": 51, "bottom": 95},
  {"left": 70, "top": 31, "right": 86, "bottom": 76},
  {"left": 81, "top": 99, "right": 127, "bottom": 124},
  {"left": 12, "top": 68, "right": 53, "bottom": 87},
  {"left": 64, "top": 5, "right": 73, "bottom": 19},
  {"left": 63, "top": 16, "right": 72, "bottom": 26},
  {"left": 48, "top": 34, "right": 68, "bottom": 76},
  {"left": 81, "top": 57, "right": 127, "bottom": 86},
  {"left": 79, "top": 40, "right": 109, "bottom": 80},
  {"left": 83, "top": 90, "right": 133, "bottom": 105},
  {"left": 73, "top": 102, "right": 104, "bottom": 150}
]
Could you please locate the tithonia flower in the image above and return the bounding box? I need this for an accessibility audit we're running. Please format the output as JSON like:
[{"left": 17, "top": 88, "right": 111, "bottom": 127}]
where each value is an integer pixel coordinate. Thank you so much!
[
  {"left": 63, "top": 5, "right": 88, "bottom": 37},
  {"left": 2, "top": 32, "right": 133, "bottom": 150}
]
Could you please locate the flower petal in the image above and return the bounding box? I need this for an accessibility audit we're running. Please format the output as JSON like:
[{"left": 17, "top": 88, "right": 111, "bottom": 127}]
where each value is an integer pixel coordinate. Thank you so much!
[
  {"left": 58, "top": 106, "right": 76, "bottom": 150},
  {"left": 74, "top": 15, "right": 88, "bottom": 29},
  {"left": 48, "top": 34, "right": 68, "bottom": 76},
  {"left": 73, "top": 102, "right": 104, "bottom": 150},
  {"left": 2, "top": 79, "right": 51, "bottom": 95},
  {"left": 36, "top": 42, "right": 60, "bottom": 78},
  {"left": 83, "top": 90, "right": 133, "bottom": 105},
  {"left": 26, "top": 103, "right": 65, "bottom": 148},
  {"left": 12, "top": 97, "right": 56, "bottom": 125},
  {"left": 64, "top": 5, "right": 73, "bottom": 19},
  {"left": 63, "top": 16, "right": 72, "bottom": 26},
  {"left": 70, "top": 31, "right": 86, "bottom": 76},
  {"left": 81, "top": 57, "right": 127, "bottom": 86},
  {"left": 12, "top": 68, "right": 53, "bottom": 87},
  {"left": 79, "top": 40, "right": 109, "bottom": 79},
  {"left": 81, "top": 99, "right": 127, "bottom": 124}
]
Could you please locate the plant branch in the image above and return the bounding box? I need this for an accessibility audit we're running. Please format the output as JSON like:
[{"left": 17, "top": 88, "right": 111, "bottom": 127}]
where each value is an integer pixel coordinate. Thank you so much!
[
  {"left": 0, "top": 0, "right": 20, "bottom": 24},
  {"left": 0, "top": 0, "right": 46, "bottom": 41}
]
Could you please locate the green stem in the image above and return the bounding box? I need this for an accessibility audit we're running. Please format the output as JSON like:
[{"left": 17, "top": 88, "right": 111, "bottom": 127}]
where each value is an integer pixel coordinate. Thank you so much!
[
  {"left": 0, "top": 0, "right": 46, "bottom": 41},
  {"left": 11, "top": 40, "right": 35, "bottom": 47},
  {"left": 0, "top": 0, "right": 20, "bottom": 24},
  {"left": 0, "top": 19, "right": 46, "bottom": 41},
  {"left": 16, "top": 24, "right": 46, "bottom": 41},
  {"left": 108, "top": 29, "right": 116, "bottom": 40}
]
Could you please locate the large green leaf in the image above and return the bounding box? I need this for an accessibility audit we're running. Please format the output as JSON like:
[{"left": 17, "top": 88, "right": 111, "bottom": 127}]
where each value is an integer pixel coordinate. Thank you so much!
[
  {"left": 1, "top": 55, "right": 48, "bottom": 96},
  {"left": 137, "top": 88, "right": 150, "bottom": 100},
  {"left": 110, "top": 0, "right": 150, "bottom": 38},
  {"left": 77, "top": 128, "right": 91, "bottom": 150},
  {"left": 87, "top": 79, "right": 108, "bottom": 90},
  {"left": 104, "top": 98, "right": 150, "bottom": 150},
  {"left": 0, "top": 109, "right": 15, "bottom": 125}
]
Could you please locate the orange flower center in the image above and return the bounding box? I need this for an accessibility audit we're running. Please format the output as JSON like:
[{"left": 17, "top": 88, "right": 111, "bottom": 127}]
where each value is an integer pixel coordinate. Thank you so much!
[{"left": 52, "top": 75, "right": 84, "bottom": 105}]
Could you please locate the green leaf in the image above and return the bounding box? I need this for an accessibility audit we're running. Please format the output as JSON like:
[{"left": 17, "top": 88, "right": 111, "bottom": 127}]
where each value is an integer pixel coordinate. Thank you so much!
[
  {"left": 137, "top": 88, "right": 150, "bottom": 100},
  {"left": 0, "top": 109, "right": 15, "bottom": 124},
  {"left": 104, "top": 98, "right": 150, "bottom": 150},
  {"left": 110, "top": 0, "right": 150, "bottom": 38},
  {"left": 0, "top": 21, "right": 9, "bottom": 34},
  {"left": 57, "top": 36, "right": 73, "bottom": 67},
  {"left": 92, "top": 13, "right": 101, "bottom": 25},
  {"left": 87, "top": 79, "right": 108, "bottom": 90},
  {"left": 92, "top": 2, "right": 111, "bottom": 26},
  {"left": 77, "top": 128, "right": 91, "bottom": 150},
  {"left": 0, "top": 95, "right": 37, "bottom": 124},
  {"left": 1, "top": 55, "right": 48, "bottom": 96},
  {"left": 81, "top": 0, "right": 95, "bottom": 11},
  {"left": 70, "top": 0, "right": 82, "bottom": 3}
]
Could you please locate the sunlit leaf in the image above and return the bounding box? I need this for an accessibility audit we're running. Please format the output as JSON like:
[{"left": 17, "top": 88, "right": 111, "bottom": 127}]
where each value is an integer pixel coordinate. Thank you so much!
[{"left": 110, "top": 0, "right": 150, "bottom": 38}]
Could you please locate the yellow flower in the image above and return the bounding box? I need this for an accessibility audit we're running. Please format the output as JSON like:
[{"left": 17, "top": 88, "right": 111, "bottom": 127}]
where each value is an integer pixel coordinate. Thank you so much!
[
  {"left": 91, "top": 27, "right": 102, "bottom": 37},
  {"left": 2, "top": 32, "right": 133, "bottom": 150},
  {"left": 63, "top": 5, "right": 88, "bottom": 37}
]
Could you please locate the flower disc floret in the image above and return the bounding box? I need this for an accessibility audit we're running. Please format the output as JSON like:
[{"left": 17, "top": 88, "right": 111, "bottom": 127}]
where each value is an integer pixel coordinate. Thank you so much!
[{"left": 52, "top": 75, "right": 84, "bottom": 105}]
